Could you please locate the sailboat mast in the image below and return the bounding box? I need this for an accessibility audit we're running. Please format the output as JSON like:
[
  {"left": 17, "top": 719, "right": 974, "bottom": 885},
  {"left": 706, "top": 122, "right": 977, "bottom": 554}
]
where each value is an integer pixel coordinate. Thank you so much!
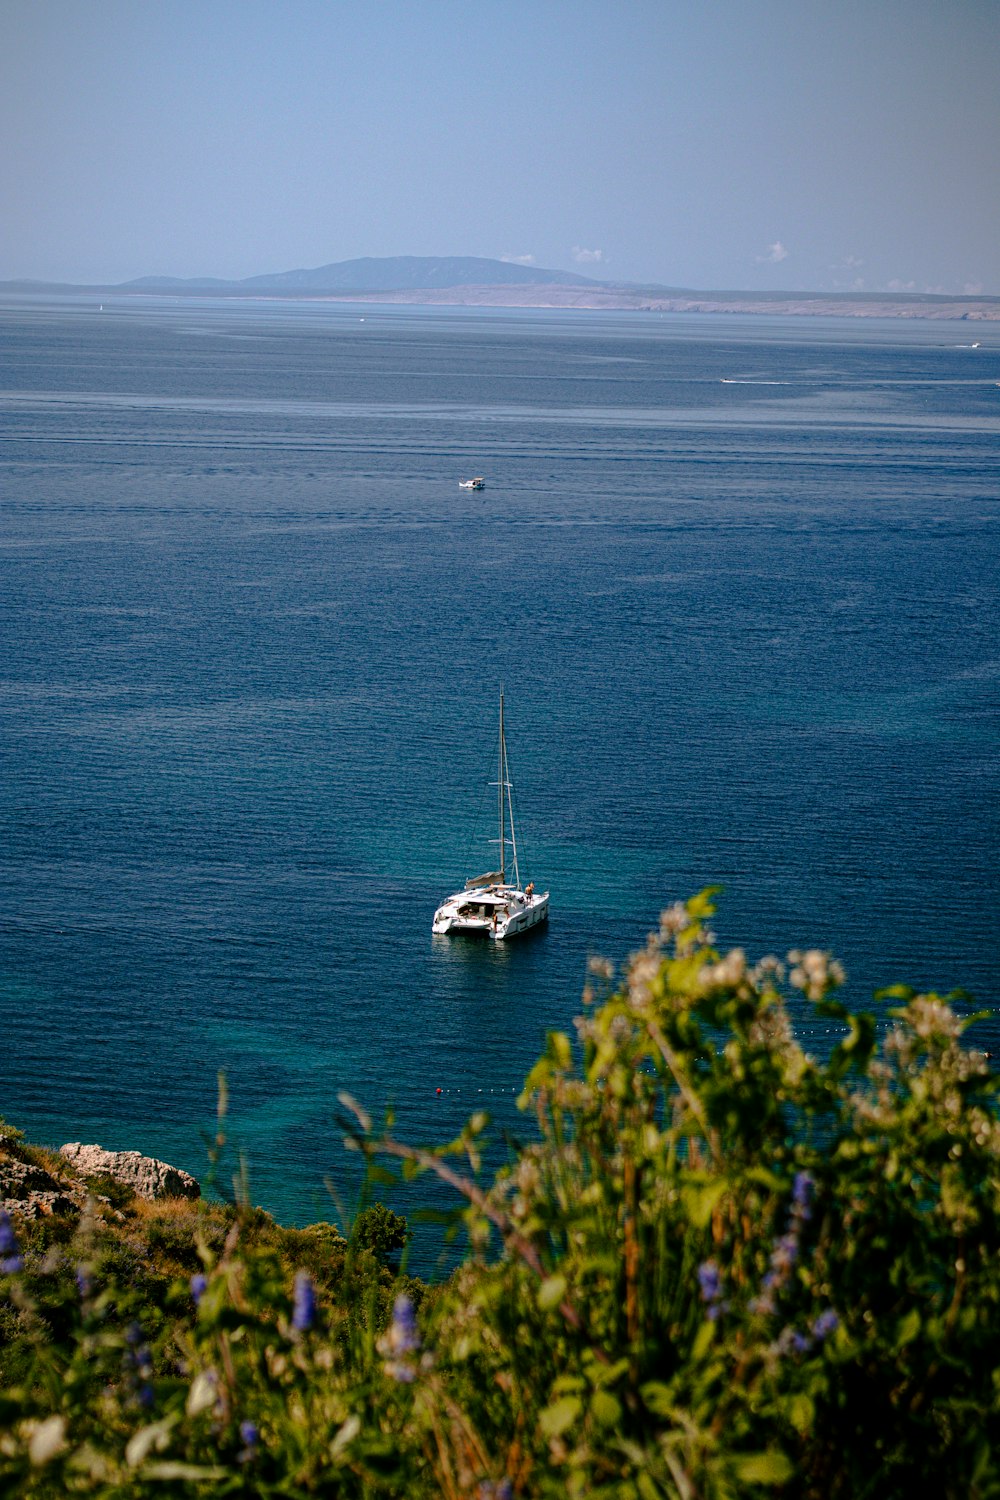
[{"left": 498, "top": 688, "right": 505, "bottom": 882}]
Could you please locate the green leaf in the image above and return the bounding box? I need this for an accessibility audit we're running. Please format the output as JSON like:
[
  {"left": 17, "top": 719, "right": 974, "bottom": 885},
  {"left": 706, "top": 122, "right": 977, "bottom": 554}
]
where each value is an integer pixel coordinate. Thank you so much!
[
  {"left": 784, "top": 1392, "right": 815, "bottom": 1436},
  {"left": 874, "top": 984, "right": 915, "bottom": 1002},
  {"left": 746, "top": 1166, "right": 785, "bottom": 1192},
  {"left": 368, "top": 1163, "right": 400, "bottom": 1187},
  {"left": 666, "top": 953, "right": 711, "bottom": 993},
  {"left": 895, "top": 1308, "right": 921, "bottom": 1349},
  {"left": 538, "top": 1273, "right": 568, "bottom": 1311},
  {"left": 687, "top": 887, "right": 722, "bottom": 920},
  {"left": 731, "top": 1450, "right": 795, "bottom": 1485},
  {"left": 691, "top": 1319, "right": 716, "bottom": 1361},
  {"left": 551, "top": 1374, "right": 586, "bottom": 1396},
  {"left": 522, "top": 1057, "right": 554, "bottom": 1096},
  {"left": 539, "top": 1395, "right": 582, "bottom": 1439},
  {"left": 640, "top": 1382, "right": 674, "bottom": 1419},
  {"left": 549, "top": 1031, "right": 573, "bottom": 1071},
  {"left": 682, "top": 1177, "right": 727, "bottom": 1228},
  {"left": 637, "top": 1473, "right": 662, "bottom": 1500},
  {"left": 412, "top": 1206, "right": 464, "bottom": 1226},
  {"left": 590, "top": 1389, "right": 623, "bottom": 1428},
  {"left": 641, "top": 1464, "right": 665, "bottom": 1500}
]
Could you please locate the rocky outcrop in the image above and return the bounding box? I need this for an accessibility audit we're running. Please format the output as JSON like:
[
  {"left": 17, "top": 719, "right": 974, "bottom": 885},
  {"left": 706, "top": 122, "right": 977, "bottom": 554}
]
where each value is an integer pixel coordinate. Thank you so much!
[
  {"left": 59, "top": 1143, "right": 200, "bottom": 1201},
  {"left": 0, "top": 1155, "right": 78, "bottom": 1219}
]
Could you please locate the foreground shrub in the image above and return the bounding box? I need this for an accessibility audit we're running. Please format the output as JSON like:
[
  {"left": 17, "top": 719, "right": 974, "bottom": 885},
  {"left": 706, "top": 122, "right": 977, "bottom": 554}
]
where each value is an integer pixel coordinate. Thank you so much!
[{"left": 1, "top": 891, "right": 997, "bottom": 1496}]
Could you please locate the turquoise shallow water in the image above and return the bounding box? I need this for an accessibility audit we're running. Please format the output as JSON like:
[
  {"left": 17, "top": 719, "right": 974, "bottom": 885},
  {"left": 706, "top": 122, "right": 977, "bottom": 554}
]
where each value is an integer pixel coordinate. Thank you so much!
[{"left": 1, "top": 297, "right": 998, "bottom": 1266}]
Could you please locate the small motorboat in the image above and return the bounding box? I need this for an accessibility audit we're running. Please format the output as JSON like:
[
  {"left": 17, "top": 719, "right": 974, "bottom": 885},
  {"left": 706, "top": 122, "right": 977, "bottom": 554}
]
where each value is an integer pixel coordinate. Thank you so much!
[{"left": 458, "top": 476, "right": 485, "bottom": 490}]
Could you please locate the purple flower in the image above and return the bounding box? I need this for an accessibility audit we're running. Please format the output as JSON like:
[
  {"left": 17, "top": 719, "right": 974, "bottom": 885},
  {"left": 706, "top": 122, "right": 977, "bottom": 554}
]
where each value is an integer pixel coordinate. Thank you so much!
[
  {"left": 0, "top": 1211, "right": 24, "bottom": 1275},
  {"left": 377, "top": 1296, "right": 419, "bottom": 1374},
  {"left": 76, "top": 1267, "right": 92, "bottom": 1298},
  {"left": 380, "top": 1293, "right": 422, "bottom": 1380},
  {"left": 697, "top": 1260, "right": 721, "bottom": 1303},
  {"left": 697, "top": 1259, "right": 728, "bottom": 1321},
  {"left": 292, "top": 1271, "right": 316, "bottom": 1332},
  {"left": 238, "top": 1419, "right": 259, "bottom": 1462},
  {"left": 0, "top": 1212, "right": 18, "bottom": 1255},
  {"left": 792, "top": 1172, "right": 814, "bottom": 1218},
  {"left": 190, "top": 1272, "right": 208, "bottom": 1305},
  {"left": 123, "top": 1327, "right": 154, "bottom": 1409},
  {"left": 751, "top": 1286, "right": 776, "bottom": 1317},
  {"left": 773, "top": 1232, "right": 799, "bottom": 1270},
  {"left": 753, "top": 1177, "right": 820, "bottom": 1316},
  {"left": 812, "top": 1307, "right": 839, "bottom": 1341},
  {"left": 389, "top": 1294, "right": 419, "bottom": 1355},
  {"left": 775, "top": 1325, "right": 811, "bottom": 1357}
]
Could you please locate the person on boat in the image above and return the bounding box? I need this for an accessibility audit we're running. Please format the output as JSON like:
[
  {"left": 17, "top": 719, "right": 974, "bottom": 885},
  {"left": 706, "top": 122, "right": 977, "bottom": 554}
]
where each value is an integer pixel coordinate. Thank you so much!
[{"left": 525, "top": 882, "right": 534, "bottom": 899}]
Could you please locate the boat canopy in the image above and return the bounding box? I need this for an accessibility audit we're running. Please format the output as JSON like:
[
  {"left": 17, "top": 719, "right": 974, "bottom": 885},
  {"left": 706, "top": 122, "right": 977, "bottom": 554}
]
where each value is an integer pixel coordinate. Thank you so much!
[{"left": 465, "top": 871, "right": 503, "bottom": 889}]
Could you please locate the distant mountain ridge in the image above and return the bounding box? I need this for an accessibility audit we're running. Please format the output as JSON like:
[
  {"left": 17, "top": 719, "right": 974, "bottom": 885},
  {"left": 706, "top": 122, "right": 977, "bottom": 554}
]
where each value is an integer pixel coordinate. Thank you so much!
[
  {"left": 124, "top": 255, "right": 602, "bottom": 293},
  {"left": 2, "top": 256, "right": 998, "bottom": 320}
]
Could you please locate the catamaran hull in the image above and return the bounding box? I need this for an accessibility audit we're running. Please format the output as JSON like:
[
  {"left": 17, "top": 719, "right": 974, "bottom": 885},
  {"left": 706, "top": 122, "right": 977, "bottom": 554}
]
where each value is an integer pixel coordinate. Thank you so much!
[{"left": 433, "top": 891, "right": 549, "bottom": 941}]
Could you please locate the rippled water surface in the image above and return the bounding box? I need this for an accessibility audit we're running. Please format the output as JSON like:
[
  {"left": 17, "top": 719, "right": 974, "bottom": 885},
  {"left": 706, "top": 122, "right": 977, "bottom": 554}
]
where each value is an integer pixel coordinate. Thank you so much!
[{"left": 2, "top": 296, "right": 998, "bottom": 1261}]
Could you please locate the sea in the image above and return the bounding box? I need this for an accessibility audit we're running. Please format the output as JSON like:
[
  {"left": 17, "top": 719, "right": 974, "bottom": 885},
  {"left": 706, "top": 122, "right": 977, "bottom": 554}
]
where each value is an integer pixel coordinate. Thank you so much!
[{"left": 1, "top": 294, "right": 998, "bottom": 1269}]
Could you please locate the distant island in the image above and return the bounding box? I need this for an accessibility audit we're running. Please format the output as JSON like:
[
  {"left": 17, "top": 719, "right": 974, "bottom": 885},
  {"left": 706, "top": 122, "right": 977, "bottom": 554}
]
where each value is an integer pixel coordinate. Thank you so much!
[{"left": 3, "top": 254, "right": 999, "bottom": 321}]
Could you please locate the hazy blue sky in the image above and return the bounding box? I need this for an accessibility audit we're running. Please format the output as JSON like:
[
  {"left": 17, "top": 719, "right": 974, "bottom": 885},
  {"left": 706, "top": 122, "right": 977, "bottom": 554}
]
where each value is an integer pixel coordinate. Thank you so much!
[{"left": 3, "top": 0, "right": 998, "bottom": 292}]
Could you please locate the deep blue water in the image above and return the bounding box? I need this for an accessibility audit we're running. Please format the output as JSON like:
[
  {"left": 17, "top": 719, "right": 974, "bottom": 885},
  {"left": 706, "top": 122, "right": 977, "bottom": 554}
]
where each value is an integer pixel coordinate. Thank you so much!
[{"left": 2, "top": 296, "right": 998, "bottom": 1265}]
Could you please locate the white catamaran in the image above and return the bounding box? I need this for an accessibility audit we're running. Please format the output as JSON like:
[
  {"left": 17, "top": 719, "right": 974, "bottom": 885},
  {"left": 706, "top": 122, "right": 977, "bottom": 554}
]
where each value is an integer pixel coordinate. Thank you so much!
[{"left": 432, "top": 692, "right": 549, "bottom": 941}]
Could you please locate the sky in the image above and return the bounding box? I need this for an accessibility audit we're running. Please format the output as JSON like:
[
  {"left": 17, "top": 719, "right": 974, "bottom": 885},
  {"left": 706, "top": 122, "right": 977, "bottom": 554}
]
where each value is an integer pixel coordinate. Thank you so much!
[{"left": 2, "top": 0, "right": 998, "bottom": 294}]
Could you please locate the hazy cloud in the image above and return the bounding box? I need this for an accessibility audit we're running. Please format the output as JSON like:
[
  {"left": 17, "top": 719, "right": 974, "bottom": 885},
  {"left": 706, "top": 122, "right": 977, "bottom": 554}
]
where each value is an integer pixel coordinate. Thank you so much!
[
  {"left": 757, "top": 241, "right": 789, "bottom": 264},
  {"left": 888, "top": 279, "right": 917, "bottom": 292},
  {"left": 572, "top": 247, "right": 605, "bottom": 264},
  {"left": 501, "top": 253, "right": 536, "bottom": 265},
  {"left": 963, "top": 280, "right": 983, "bottom": 295},
  {"left": 829, "top": 256, "right": 865, "bottom": 291},
  {"left": 827, "top": 256, "right": 869, "bottom": 291}
]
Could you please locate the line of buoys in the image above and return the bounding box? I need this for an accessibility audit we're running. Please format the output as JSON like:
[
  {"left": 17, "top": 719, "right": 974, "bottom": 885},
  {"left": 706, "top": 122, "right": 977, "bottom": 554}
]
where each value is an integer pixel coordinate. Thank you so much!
[{"left": 433, "top": 1086, "right": 520, "bottom": 1096}]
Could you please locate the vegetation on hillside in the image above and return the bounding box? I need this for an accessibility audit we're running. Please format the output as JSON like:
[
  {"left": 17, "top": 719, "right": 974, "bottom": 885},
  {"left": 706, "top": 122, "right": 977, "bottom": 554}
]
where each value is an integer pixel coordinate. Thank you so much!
[{"left": 2, "top": 891, "right": 997, "bottom": 1497}]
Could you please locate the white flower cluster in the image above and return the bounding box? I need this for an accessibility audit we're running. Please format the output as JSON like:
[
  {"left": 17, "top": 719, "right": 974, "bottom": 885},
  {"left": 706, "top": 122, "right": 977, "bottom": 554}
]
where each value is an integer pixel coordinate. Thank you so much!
[
  {"left": 698, "top": 948, "right": 748, "bottom": 993},
  {"left": 658, "top": 902, "right": 714, "bottom": 952},
  {"left": 906, "top": 996, "right": 962, "bottom": 1042},
  {"left": 750, "top": 955, "right": 786, "bottom": 986},
  {"left": 788, "top": 949, "right": 846, "bottom": 1000},
  {"left": 747, "top": 1003, "right": 801, "bottom": 1069},
  {"left": 658, "top": 902, "right": 688, "bottom": 940},
  {"left": 626, "top": 945, "right": 662, "bottom": 1012}
]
